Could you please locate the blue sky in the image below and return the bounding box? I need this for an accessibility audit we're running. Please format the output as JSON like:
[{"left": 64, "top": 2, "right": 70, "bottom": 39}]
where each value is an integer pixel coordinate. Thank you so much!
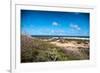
[{"left": 21, "top": 10, "right": 90, "bottom": 36}]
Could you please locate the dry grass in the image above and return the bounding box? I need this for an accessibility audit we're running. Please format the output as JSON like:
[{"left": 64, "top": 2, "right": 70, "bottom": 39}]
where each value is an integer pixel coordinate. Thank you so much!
[{"left": 21, "top": 34, "right": 89, "bottom": 63}]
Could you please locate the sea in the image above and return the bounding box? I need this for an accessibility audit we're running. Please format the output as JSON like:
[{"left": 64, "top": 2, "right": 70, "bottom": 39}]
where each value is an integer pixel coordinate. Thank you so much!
[{"left": 31, "top": 35, "right": 89, "bottom": 40}]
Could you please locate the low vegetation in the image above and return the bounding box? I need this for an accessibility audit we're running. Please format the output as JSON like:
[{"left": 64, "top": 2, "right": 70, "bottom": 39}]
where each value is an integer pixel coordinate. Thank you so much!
[{"left": 21, "top": 35, "right": 89, "bottom": 63}]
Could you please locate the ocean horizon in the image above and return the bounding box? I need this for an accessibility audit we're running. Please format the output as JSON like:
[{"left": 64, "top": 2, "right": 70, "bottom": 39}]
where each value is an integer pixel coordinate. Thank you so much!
[
  {"left": 31, "top": 35, "right": 89, "bottom": 38},
  {"left": 30, "top": 35, "right": 89, "bottom": 40}
]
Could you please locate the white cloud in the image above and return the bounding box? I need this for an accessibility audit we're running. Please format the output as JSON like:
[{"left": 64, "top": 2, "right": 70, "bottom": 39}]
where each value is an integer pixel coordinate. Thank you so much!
[
  {"left": 52, "top": 21, "right": 59, "bottom": 26},
  {"left": 70, "top": 23, "right": 81, "bottom": 31},
  {"left": 51, "top": 30, "right": 55, "bottom": 33},
  {"left": 51, "top": 29, "right": 65, "bottom": 35}
]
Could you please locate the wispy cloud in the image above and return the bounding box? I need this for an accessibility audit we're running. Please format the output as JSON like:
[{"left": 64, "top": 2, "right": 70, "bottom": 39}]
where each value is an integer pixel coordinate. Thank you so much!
[
  {"left": 51, "top": 29, "right": 65, "bottom": 35},
  {"left": 70, "top": 23, "right": 81, "bottom": 31},
  {"left": 52, "top": 21, "right": 59, "bottom": 26}
]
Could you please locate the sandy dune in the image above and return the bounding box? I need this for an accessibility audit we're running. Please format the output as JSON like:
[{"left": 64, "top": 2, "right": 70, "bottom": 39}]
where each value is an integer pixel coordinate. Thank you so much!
[
  {"left": 50, "top": 41, "right": 80, "bottom": 53},
  {"left": 50, "top": 41, "right": 89, "bottom": 48},
  {"left": 50, "top": 41, "right": 89, "bottom": 59}
]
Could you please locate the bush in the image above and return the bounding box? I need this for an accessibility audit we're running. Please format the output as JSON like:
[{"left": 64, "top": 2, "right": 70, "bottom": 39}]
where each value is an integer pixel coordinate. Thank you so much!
[
  {"left": 21, "top": 35, "right": 89, "bottom": 62},
  {"left": 21, "top": 35, "right": 68, "bottom": 62}
]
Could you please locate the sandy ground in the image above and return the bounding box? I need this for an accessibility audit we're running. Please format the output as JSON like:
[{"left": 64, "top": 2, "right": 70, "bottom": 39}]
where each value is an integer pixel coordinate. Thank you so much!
[
  {"left": 50, "top": 41, "right": 89, "bottom": 48},
  {"left": 50, "top": 41, "right": 89, "bottom": 56}
]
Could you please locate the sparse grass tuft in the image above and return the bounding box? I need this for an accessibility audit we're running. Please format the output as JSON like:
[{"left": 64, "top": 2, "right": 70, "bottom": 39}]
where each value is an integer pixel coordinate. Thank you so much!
[{"left": 21, "top": 35, "right": 89, "bottom": 63}]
